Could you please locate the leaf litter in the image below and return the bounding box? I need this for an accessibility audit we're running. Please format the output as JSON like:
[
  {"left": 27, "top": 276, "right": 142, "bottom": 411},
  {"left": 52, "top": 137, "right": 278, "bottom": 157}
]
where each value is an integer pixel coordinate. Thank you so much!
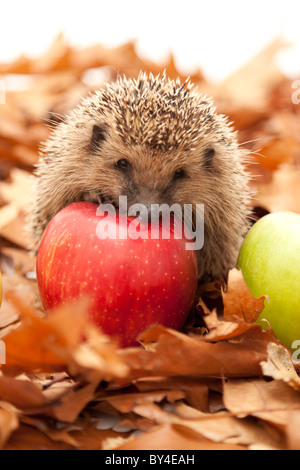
[{"left": 0, "top": 35, "right": 300, "bottom": 450}]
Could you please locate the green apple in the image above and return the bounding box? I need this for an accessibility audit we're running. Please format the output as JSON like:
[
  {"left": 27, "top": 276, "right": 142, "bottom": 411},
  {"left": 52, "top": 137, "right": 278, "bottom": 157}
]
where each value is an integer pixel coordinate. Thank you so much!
[{"left": 237, "top": 211, "right": 300, "bottom": 350}]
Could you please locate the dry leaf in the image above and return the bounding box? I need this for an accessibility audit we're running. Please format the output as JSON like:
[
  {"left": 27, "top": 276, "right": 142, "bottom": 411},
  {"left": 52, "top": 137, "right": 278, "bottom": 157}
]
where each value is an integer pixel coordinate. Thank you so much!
[
  {"left": 221, "top": 39, "right": 287, "bottom": 108},
  {"left": 0, "top": 401, "right": 19, "bottom": 449},
  {"left": 223, "top": 378, "right": 300, "bottom": 427},
  {"left": 121, "top": 323, "right": 275, "bottom": 379},
  {"left": 255, "top": 164, "right": 300, "bottom": 214},
  {"left": 116, "top": 423, "right": 246, "bottom": 450},
  {"left": 223, "top": 268, "right": 266, "bottom": 323},
  {"left": 260, "top": 342, "right": 300, "bottom": 390}
]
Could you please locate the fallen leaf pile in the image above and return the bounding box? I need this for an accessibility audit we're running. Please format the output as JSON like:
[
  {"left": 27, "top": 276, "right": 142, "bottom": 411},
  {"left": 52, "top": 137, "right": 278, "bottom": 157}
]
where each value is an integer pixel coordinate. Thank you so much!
[{"left": 0, "top": 35, "right": 300, "bottom": 450}]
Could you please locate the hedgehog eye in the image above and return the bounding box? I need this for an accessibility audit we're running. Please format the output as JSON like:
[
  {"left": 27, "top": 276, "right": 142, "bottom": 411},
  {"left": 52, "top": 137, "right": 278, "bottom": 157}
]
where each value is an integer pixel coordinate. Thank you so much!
[
  {"left": 117, "top": 159, "right": 130, "bottom": 170},
  {"left": 173, "top": 169, "right": 186, "bottom": 180}
]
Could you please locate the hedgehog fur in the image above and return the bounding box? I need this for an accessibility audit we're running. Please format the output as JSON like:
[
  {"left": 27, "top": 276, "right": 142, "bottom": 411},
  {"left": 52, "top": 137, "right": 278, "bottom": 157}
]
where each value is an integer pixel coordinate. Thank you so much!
[{"left": 31, "top": 72, "right": 250, "bottom": 282}]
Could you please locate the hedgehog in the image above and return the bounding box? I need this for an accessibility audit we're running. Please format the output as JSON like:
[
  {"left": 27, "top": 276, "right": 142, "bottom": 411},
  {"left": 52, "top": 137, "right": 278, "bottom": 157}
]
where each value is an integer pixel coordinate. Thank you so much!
[{"left": 30, "top": 72, "right": 250, "bottom": 282}]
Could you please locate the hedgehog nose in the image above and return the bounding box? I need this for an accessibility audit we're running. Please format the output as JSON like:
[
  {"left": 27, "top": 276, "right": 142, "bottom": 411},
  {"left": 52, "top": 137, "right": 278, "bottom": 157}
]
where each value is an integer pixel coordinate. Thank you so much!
[
  {"left": 137, "top": 186, "right": 159, "bottom": 206},
  {"left": 130, "top": 186, "right": 162, "bottom": 223}
]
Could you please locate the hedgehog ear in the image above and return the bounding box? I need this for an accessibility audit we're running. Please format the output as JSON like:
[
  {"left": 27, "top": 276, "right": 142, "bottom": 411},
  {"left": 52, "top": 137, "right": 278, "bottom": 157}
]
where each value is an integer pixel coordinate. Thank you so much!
[
  {"left": 203, "top": 147, "right": 215, "bottom": 170},
  {"left": 91, "top": 124, "right": 107, "bottom": 149}
]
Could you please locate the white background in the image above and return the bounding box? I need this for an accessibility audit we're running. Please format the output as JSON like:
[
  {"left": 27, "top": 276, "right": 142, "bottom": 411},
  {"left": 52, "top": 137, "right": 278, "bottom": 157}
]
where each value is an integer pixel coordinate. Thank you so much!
[{"left": 0, "top": 0, "right": 299, "bottom": 81}]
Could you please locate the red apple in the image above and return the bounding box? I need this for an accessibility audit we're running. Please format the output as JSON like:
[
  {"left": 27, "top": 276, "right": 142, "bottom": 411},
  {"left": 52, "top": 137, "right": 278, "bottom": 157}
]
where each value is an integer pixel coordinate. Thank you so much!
[{"left": 36, "top": 202, "right": 198, "bottom": 347}]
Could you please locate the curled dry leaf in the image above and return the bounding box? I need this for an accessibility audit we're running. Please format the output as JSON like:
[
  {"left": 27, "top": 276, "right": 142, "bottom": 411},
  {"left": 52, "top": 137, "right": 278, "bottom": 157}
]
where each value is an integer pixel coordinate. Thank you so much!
[
  {"left": 260, "top": 342, "right": 300, "bottom": 390},
  {"left": 122, "top": 322, "right": 276, "bottom": 379},
  {"left": 2, "top": 295, "right": 128, "bottom": 380},
  {"left": 202, "top": 310, "right": 264, "bottom": 342},
  {"left": 135, "top": 376, "right": 214, "bottom": 412},
  {"left": 222, "top": 268, "right": 266, "bottom": 323},
  {"left": 0, "top": 273, "right": 38, "bottom": 333},
  {"left": 118, "top": 401, "right": 281, "bottom": 450},
  {"left": 3, "top": 423, "right": 77, "bottom": 450},
  {"left": 116, "top": 423, "right": 246, "bottom": 451},
  {"left": 223, "top": 378, "right": 300, "bottom": 428},
  {"left": 98, "top": 390, "right": 185, "bottom": 415}
]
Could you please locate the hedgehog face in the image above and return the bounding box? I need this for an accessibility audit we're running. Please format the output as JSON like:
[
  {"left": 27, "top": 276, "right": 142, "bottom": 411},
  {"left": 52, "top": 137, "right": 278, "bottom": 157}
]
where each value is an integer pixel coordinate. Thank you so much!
[
  {"left": 80, "top": 119, "right": 233, "bottom": 235},
  {"left": 84, "top": 141, "right": 187, "bottom": 211}
]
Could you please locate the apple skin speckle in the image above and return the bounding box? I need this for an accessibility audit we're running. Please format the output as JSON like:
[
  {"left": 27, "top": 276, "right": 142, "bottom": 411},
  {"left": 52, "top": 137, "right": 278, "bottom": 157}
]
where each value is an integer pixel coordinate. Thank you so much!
[{"left": 36, "top": 201, "right": 198, "bottom": 347}]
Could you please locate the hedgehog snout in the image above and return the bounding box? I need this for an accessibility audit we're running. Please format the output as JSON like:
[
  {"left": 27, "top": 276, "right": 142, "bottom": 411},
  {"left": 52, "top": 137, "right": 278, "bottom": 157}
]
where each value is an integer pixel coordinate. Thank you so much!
[{"left": 125, "top": 182, "right": 168, "bottom": 210}]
